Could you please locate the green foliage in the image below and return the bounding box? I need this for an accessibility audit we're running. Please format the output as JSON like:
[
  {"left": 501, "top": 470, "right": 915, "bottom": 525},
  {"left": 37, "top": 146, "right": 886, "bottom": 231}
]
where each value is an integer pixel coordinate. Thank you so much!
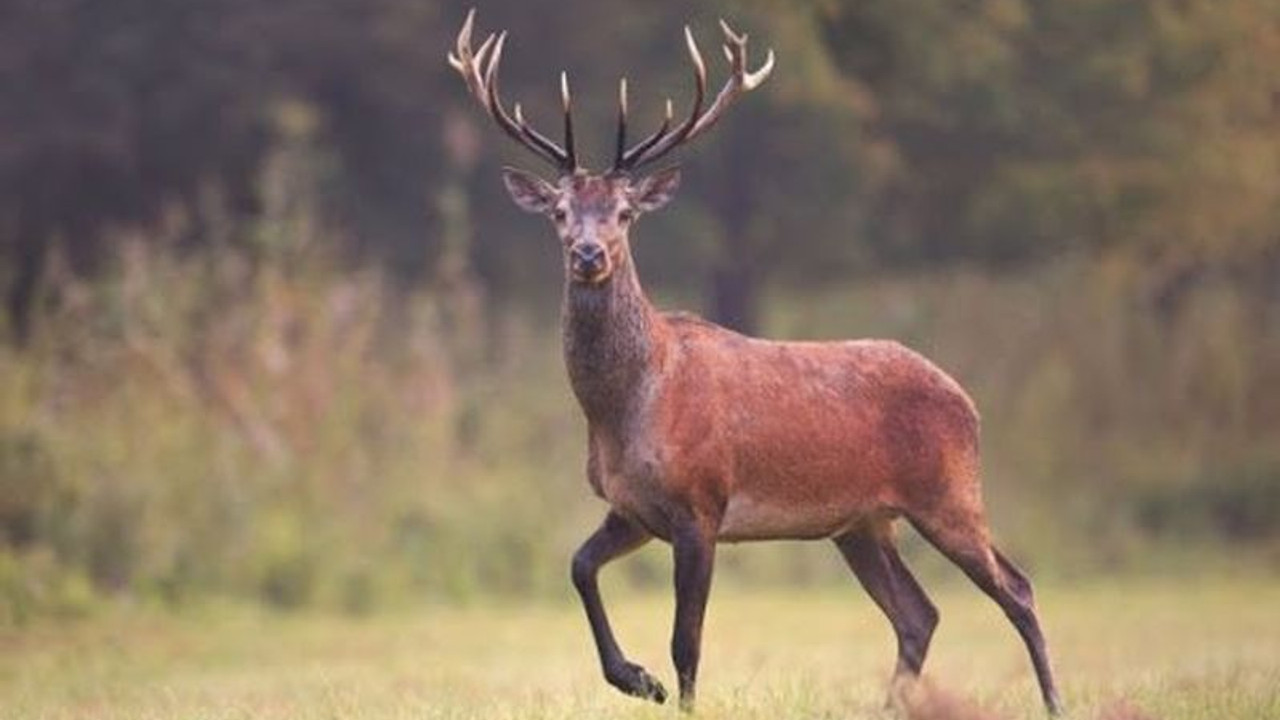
[
  {"left": 0, "top": 548, "right": 95, "bottom": 626},
  {"left": 4, "top": 0, "right": 1278, "bottom": 330},
  {"left": 1, "top": 234, "right": 1276, "bottom": 622},
  {"left": 819, "top": 0, "right": 1280, "bottom": 278},
  {"left": 0, "top": 429, "right": 60, "bottom": 547},
  {"left": 1, "top": 0, "right": 1279, "bottom": 620},
  {"left": 1137, "top": 461, "right": 1280, "bottom": 543}
]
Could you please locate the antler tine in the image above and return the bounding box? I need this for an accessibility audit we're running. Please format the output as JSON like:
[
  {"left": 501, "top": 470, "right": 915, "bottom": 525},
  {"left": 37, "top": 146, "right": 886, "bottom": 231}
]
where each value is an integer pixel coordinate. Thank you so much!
[
  {"left": 618, "top": 98, "right": 673, "bottom": 169},
  {"left": 561, "top": 72, "right": 578, "bottom": 170},
  {"left": 445, "top": 7, "right": 473, "bottom": 70},
  {"left": 480, "top": 33, "right": 560, "bottom": 165},
  {"left": 490, "top": 35, "right": 564, "bottom": 165},
  {"left": 619, "top": 26, "right": 707, "bottom": 171},
  {"left": 680, "top": 18, "right": 775, "bottom": 141},
  {"left": 613, "top": 78, "right": 629, "bottom": 170},
  {"left": 448, "top": 10, "right": 577, "bottom": 172},
  {"left": 447, "top": 10, "right": 489, "bottom": 101},
  {"left": 718, "top": 18, "right": 775, "bottom": 90},
  {"left": 620, "top": 20, "right": 772, "bottom": 172},
  {"left": 450, "top": 11, "right": 769, "bottom": 174}
]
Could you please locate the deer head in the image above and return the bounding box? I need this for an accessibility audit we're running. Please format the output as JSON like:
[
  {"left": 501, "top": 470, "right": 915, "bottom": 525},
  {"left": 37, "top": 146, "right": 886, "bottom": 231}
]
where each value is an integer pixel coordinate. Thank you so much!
[{"left": 448, "top": 9, "right": 773, "bottom": 286}]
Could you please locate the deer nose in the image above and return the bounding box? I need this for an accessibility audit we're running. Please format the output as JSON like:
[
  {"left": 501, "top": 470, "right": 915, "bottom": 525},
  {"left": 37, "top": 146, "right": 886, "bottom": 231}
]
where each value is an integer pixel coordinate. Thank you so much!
[{"left": 570, "top": 244, "right": 607, "bottom": 274}]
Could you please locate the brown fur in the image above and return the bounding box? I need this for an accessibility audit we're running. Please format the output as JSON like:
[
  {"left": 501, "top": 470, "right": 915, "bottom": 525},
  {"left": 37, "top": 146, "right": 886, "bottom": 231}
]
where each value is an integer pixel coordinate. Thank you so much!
[
  {"left": 547, "top": 176, "right": 985, "bottom": 546},
  {"left": 595, "top": 308, "right": 983, "bottom": 544}
]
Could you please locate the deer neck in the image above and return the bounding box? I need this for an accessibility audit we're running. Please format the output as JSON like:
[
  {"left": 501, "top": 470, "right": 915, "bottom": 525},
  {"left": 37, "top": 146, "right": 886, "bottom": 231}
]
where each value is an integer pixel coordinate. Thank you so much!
[{"left": 562, "top": 257, "right": 664, "bottom": 432}]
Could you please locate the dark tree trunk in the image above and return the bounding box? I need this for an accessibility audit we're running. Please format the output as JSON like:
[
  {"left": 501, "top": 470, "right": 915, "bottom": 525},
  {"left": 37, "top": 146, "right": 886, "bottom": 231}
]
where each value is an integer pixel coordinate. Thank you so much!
[
  {"left": 5, "top": 214, "right": 46, "bottom": 346},
  {"left": 704, "top": 134, "right": 760, "bottom": 336},
  {"left": 708, "top": 254, "right": 758, "bottom": 335}
]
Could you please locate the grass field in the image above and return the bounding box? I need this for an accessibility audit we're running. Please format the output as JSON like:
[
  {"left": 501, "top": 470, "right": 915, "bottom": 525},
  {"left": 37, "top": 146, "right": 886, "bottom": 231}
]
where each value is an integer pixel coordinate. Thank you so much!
[{"left": 1, "top": 578, "right": 1277, "bottom": 720}]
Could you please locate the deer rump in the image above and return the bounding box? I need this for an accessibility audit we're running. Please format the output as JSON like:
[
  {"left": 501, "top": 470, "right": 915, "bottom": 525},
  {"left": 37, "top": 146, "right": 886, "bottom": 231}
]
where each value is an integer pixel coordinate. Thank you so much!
[{"left": 586, "top": 317, "right": 981, "bottom": 544}]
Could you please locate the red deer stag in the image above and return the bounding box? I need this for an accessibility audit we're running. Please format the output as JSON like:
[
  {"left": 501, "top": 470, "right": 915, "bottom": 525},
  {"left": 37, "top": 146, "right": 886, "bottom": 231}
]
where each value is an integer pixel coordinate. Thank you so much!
[{"left": 448, "top": 10, "right": 1063, "bottom": 715}]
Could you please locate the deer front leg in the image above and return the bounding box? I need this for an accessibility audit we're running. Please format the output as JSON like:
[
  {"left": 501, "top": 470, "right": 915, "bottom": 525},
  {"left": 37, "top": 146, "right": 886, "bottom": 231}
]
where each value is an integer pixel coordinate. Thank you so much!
[
  {"left": 571, "top": 511, "right": 667, "bottom": 704},
  {"left": 670, "top": 518, "right": 717, "bottom": 712}
]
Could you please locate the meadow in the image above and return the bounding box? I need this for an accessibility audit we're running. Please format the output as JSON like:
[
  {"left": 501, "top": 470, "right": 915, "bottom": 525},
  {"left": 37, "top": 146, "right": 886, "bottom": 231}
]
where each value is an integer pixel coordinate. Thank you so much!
[
  {"left": 2, "top": 220, "right": 1276, "bottom": 720},
  {"left": 3, "top": 577, "right": 1278, "bottom": 720},
  {"left": 4, "top": 4, "right": 1280, "bottom": 719}
]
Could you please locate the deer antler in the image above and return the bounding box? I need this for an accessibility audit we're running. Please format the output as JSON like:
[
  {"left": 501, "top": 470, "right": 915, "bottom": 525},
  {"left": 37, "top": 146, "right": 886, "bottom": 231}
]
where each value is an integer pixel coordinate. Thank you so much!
[
  {"left": 447, "top": 9, "right": 579, "bottom": 172},
  {"left": 613, "top": 19, "right": 775, "bottom": 173}
]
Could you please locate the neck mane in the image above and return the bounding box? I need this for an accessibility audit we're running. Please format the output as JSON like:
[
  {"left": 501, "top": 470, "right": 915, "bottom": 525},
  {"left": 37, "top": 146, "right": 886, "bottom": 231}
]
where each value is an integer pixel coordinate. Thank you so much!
[{"left": 561, "top": 257, "right": 663, "bottom": 431}]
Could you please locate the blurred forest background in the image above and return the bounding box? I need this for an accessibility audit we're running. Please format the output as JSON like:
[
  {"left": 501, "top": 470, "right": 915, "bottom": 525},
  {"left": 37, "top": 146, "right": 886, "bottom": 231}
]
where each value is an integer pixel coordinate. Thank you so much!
[{"left": 1, "top": 0, "right": 1278, "bottom": 623}]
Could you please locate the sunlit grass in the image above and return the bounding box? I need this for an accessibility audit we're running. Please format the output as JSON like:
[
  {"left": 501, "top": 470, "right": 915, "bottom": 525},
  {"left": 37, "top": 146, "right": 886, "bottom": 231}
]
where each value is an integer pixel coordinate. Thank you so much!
[{"left": 2, "top": 578, "right": 1277, "bottom": 719}]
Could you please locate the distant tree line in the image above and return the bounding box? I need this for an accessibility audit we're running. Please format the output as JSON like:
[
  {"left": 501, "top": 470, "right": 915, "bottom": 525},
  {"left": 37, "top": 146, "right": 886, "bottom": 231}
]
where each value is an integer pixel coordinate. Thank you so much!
[{"left": 2, "top": 0, "right": 1277, "bottom": 338}]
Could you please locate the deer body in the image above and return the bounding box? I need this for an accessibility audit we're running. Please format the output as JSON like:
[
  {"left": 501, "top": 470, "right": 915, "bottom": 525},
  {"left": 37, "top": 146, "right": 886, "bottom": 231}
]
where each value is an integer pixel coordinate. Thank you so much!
[
  {"left": 568, "top": 271, "right": 979, "bottom": 545},
  {"left": 449, "top": 10, "right": 1062, "bottom": 714}
]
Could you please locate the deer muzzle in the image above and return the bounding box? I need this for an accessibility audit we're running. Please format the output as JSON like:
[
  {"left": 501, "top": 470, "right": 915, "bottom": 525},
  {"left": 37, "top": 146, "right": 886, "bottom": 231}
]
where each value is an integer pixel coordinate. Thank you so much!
[{"left": 570, "top": 243, "right": 610, "bottom": 283}]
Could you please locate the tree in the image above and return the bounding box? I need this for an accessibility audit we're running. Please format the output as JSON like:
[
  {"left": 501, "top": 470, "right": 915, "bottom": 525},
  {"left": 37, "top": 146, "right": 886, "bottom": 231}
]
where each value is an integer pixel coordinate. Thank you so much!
[{"left": 816, "top": 0, "right": 1280, "bottom": 298}]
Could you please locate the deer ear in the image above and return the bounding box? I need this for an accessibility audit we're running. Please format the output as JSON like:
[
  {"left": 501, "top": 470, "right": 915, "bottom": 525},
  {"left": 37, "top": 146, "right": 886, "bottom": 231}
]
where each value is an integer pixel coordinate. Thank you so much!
[
  {"left": 630, "top": 166, "right": 681, "bottom": 212},
  {"left": 502, "top": 167, "right": 559, "bottom": 214}
]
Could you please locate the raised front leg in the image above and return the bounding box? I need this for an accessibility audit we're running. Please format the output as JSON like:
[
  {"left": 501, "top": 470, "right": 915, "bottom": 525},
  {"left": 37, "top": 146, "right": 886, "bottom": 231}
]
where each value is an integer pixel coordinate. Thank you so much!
[
  {"left": 670, "top": 519, "right": 717, "bottom": 712},
  {"left": 571, "top": 512, "right": 667, "bottom": 704}
]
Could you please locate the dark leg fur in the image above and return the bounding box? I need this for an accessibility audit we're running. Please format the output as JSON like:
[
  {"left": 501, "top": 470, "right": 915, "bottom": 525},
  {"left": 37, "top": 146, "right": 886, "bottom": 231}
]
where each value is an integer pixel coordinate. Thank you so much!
[
  {"left": 991, "top": 548, "right": 1063, "bottom": 715},
  {"left": 833, "top": 528, "right": 940, "bottom": 678},
  {"left": 670, "top": 520, "right": 716, "bottom": 712},
  {"left": 572, "top": 512, "right": 667, "bottom": 704},
  {"left": 909, "top": 518, "right": 1064, "bottom": 715}
]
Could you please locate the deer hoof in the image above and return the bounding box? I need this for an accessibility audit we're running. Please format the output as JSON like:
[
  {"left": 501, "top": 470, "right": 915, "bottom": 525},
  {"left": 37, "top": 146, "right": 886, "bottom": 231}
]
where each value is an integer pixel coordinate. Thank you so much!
[{"left": 607, "top": 661, "right": 668, "bottom": 704}]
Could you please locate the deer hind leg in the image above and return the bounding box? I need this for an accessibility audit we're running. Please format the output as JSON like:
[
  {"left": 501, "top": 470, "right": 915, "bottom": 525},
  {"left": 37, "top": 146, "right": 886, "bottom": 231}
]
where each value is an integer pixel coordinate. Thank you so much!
[
  {"left": 571, "top": 511, "right": 667, "bottom": 704},
  {"left": 907, "top": 507, "right": 1064, "bottom": 715},
  {"left": 833, "top": 523, "right": 939, "bottom": 683}
]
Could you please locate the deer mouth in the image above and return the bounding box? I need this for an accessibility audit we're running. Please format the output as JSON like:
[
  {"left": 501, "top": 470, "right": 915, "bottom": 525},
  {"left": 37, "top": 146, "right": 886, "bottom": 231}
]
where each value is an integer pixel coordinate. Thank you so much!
[{"left": 572, "top": 266, "right": 614, "bottom": 285}]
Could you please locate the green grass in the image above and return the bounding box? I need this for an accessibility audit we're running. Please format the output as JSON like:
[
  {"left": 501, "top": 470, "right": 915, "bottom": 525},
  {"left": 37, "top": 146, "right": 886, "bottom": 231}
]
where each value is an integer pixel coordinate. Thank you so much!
[{"left": 2, "top": 578, "right": 1277, "bottom": 719}]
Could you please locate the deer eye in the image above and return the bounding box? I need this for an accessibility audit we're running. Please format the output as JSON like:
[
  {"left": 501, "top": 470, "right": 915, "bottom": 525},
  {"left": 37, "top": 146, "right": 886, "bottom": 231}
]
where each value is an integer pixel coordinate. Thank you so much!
[
  {"left": 552, "top": 209, "right": 568, "bottom": 224},
  {"left": 617, "top": 209, "right": 635, "bottom": 224}
]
